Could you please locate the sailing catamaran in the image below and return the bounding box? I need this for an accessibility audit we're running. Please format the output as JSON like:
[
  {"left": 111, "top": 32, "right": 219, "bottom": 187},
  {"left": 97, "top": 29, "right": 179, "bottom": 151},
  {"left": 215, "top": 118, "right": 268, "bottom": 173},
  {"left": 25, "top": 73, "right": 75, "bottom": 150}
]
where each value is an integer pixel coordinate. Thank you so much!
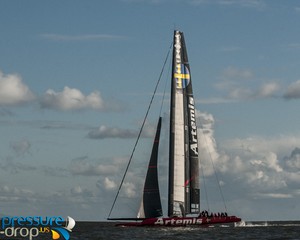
[{"left": 108, "top": 30, "right": 241, "bottom": 226}]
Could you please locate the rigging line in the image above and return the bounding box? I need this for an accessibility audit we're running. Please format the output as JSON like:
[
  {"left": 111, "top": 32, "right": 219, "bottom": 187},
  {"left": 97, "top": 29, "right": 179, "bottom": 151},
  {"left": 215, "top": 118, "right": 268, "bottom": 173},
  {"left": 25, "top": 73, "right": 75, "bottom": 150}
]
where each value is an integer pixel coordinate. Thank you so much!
[
  {"left": 107, "top": 42, "right": 173, "bottom": 219},
  {"left": 159, "top": 45, "right": 172, "bottom": 117},
  {"left": 199, "top": 124, "right": 228, "bottom": 212}
]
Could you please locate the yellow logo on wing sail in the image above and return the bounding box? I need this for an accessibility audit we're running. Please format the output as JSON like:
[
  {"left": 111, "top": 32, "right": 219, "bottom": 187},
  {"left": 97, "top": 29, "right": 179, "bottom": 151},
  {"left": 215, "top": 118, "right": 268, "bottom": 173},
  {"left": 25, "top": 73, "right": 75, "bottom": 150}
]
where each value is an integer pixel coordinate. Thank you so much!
[{"left": 174, "top": 64, "right": 190, "bottom": 89}]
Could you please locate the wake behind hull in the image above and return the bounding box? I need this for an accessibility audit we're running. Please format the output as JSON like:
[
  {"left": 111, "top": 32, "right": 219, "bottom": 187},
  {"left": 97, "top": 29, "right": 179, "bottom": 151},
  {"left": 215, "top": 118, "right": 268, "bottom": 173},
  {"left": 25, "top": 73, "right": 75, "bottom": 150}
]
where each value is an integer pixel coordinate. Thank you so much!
[{"left": 115, "top": 216, "right": 241, "bottom": 227}]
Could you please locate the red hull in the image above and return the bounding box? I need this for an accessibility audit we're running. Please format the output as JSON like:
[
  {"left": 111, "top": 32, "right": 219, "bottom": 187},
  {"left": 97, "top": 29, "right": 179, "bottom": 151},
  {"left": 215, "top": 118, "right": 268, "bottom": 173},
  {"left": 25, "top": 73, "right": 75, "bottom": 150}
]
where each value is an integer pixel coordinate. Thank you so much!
[{"left": 116, "top": 216, "right": 241, "bottom": 227}]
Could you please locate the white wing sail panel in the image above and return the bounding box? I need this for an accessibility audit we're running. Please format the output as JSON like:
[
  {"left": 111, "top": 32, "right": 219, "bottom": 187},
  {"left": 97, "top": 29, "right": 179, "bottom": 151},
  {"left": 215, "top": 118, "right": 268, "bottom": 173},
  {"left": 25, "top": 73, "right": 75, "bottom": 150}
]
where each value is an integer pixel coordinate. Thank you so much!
[{"left": 168, "top": 31, "right": 200, "bottom": 217}]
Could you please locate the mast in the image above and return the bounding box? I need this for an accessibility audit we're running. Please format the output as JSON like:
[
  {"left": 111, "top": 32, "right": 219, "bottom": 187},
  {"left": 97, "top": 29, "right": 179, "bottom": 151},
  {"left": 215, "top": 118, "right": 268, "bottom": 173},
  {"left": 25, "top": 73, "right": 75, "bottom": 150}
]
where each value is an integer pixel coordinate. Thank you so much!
[{"left": 168, "top": 31, "right": 200, "bottom": 217}]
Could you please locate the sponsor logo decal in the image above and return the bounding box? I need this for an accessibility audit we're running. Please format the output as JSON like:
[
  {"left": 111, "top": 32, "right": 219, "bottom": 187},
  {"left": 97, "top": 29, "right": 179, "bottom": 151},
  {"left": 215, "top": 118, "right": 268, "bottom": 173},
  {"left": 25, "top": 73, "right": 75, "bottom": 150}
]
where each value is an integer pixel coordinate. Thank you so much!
[
  {"left": 174, "top": 32, "right": 191, "bottom": 89},
  {"left": 188, "top": 96, "right": 198, "bottom": 155},
  {"left": 154, "top": 217, "right": 202, "bottom": 226},
  {"left": 174, "top": 64, "right": 190, "bottom": 89},
  {"left": 174, "top": 31, "right": 181, "bottom": 64}
]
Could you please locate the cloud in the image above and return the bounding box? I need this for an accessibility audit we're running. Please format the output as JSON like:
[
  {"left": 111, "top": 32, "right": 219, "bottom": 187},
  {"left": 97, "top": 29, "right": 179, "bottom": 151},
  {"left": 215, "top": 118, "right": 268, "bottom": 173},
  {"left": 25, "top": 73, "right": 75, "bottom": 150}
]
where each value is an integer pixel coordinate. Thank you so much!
[
  {"left": 0, "top": 185, "right": 35, "bottom": 203},
  {"left": 40, "top": 121, "right": 90, "bottom": 130},
  {"left": 42, "top": 166, "right": 69, "bottom": 177},
  {"left": 283, "top": 147, "right": 300, "bottom": 170},
  {"left": 122, "top": 182, "right": 137, "bottom": 198},
  {"left": 253, "top": 193, "right": 293, "bottom": 199},
  {"left": 10, "top": 139, "right": 31, "bottom": 156},
  {"left": 0, "top": 70, "right": 35, "bottom": 106},
  {"left": 215, "top": 66, "right": 254, "bottom": 96},
  {"left": 223, "top": 135, "right": 300, "bottom": 159},
  {"left": 121, "top": 0, "right": 168, "bottom": 4},
  {"left": 88, "top": 125, "right": 137, "bottom": 139},
  {"left": 0, "top": 156, "right": 37, "bottom": 174},
  {"left": 103, "top": 177, "right": 117, "bottom": 190},
  {"left": 217, "top": 0, "right": 265, "bottom": 8},
  {"left": 87, "top": 122, "right": 155, "bottom": 139},
  {"left": 0, "top": 69, "right": 124, "bottom": 112},
  {"left": 214, "top": 66, "right": 281, "bottom": 101},
  {"left": 174, "top": 109, "right": 300, "bottom": 221},
  {"left": 255, "top": 82, "right": 280, "bottom": 98},
  {"left": 226, "top": 81, "right": 280, "bottom": 100},
  {"left": 227, "top": 87, "right": 253, "bottom": 100},
  {"left": 70, "top": 186, "right": 94, "bottom": 197},
  {"left": 287, "top": 43, "right": 300, "bottom": 49},
  {"left": 97, "top": 178, "right": 136, "bottom": 200},
  {"left": 295, "top": 7, "right": 300, "bottom": 13},
  {"left": 69, "top": 156, "right": 119, "bottom": 176},
  {"left": 1, "top": 138, "right": 70, "bottom": 177},
  {"left": 0, "top": 108, "right": 14, "bottom": 117},
  {"left": 219, "top": 136, "right": 300, "bottom": 191},
  {"left": 0, "top": 183, "right": 102, "bottom": 219},
  {"left": 40, "top": 87, "right": 106, "bottom": 111},
  {"left": 198, "top": 97, "right": 236, "bottom": 104},
  {"left": 190, "top": 0, "right": 266, "bottom": 9},
  {"left": 197, "top": 110, "right": 220, "bottom": 176},
  {"left": 283, "top": 80, "right": 300, "bottom": 99},
  {"left": 221, "top": 66, "right": 254, "bottom": 80},
  {"left": 219, "top": 46, "right": 242, "bottom": 52},
  {"left": 194, "top": 108, "right": 300, "bottom": 206},
  {"left": 40, "top": 33, "right": 126, "bottom": 41},
  {"left": 122, "top": 0, "right": 266, "bottom": 9},
  {"left": 214, "top": 68, "right": 300, "bottom": 102}
]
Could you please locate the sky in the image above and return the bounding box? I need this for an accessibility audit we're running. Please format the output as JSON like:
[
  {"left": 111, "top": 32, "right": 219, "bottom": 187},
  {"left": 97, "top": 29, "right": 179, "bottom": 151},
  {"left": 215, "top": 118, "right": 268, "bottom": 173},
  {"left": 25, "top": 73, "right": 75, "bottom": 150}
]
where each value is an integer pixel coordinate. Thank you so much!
[{"left": 1, "top": 0, "right": 300, "bottom": 221}]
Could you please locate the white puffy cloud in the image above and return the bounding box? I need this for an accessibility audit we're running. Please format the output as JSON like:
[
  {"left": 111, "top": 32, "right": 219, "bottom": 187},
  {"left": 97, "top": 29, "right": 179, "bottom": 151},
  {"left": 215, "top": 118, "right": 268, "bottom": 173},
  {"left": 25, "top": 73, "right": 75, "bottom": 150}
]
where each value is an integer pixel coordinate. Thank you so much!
[
  {"left": 97, "top": 178, "right": 136, "bottom": 198},
  {"left": 219, "top": 135, "right": 300, "bottom": 193},
  {"left": 0, "top": 70, "right": 124, "bottom": 112},
  {"left": 122, "top": 182, "right": 136, "bottom": 198},
  {"left": 194, "top": 108, "right": 300, "bottom": 205},
  {"left": 40, "top": 86, "right": 105, "bottom": 111},
  {"left": 197, "top": 110, "right": 219, "bottom": 176},
  {"left": 104, "top": 177, "right": 117, "bottom": 190},
  {"left": 0, "top": 70, "right": 35, "bottom": 106}
]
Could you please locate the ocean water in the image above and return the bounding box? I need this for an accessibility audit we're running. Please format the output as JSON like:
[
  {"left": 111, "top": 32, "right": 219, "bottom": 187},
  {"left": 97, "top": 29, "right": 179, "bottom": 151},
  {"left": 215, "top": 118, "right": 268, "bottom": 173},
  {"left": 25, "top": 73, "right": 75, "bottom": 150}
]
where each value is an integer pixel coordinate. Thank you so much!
[{"left": 66, "top": 221, "right": 300, "bottom": 240}]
